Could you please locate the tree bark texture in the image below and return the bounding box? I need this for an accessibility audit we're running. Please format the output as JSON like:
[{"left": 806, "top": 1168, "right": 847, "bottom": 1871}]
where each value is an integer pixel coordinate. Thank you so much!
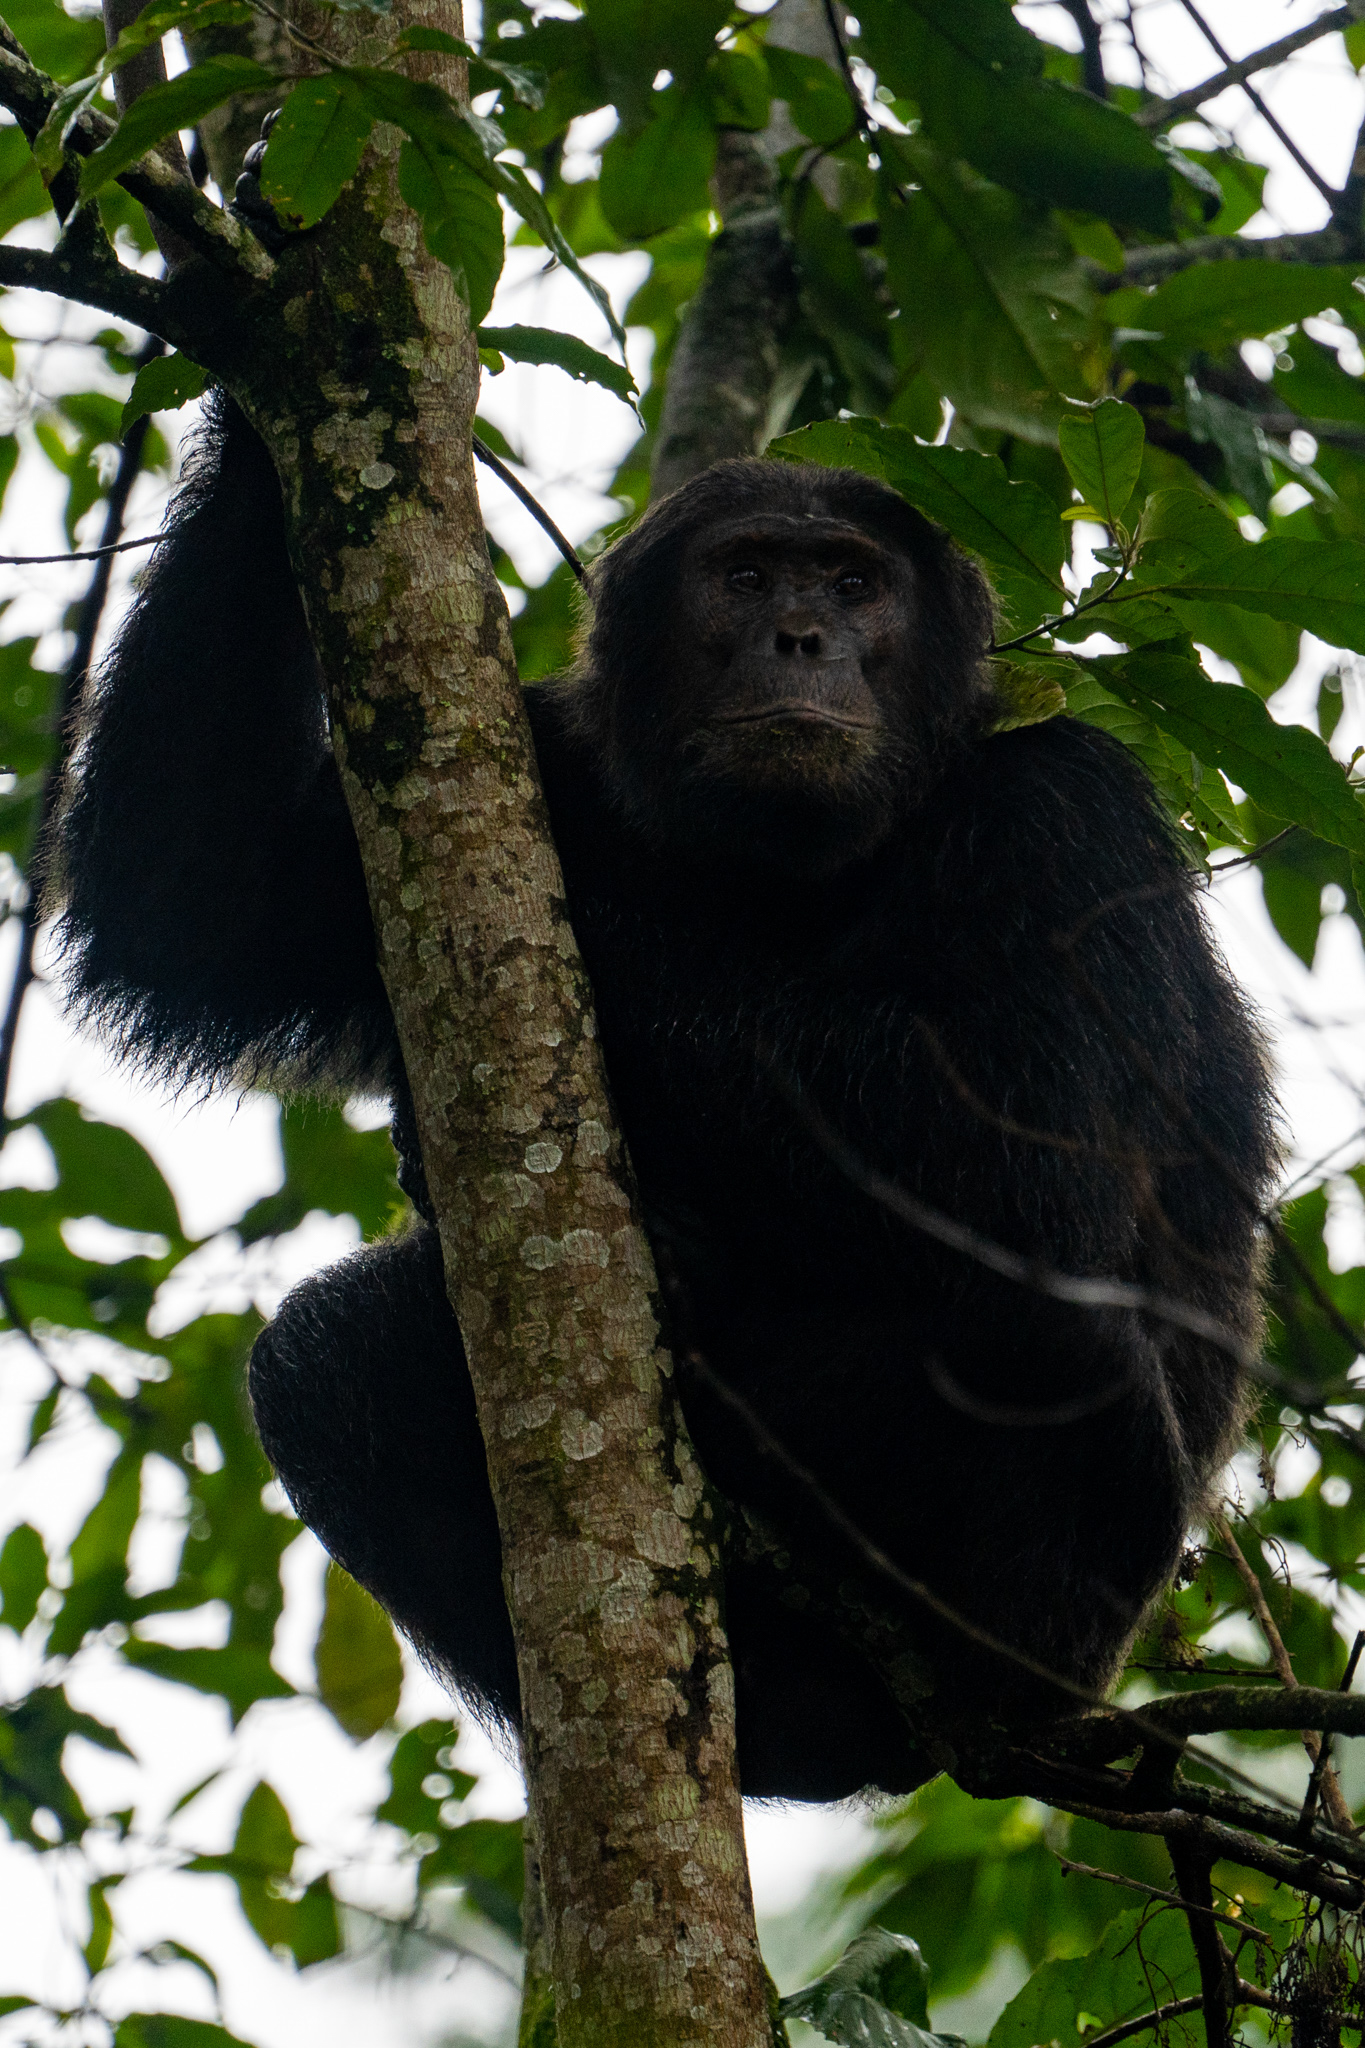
[
  {"left": 650, "top": 0, "right": 842, "bottom": 498},
  {"left": 220, "top": 16, "right": 770, "bottom": 2044}
]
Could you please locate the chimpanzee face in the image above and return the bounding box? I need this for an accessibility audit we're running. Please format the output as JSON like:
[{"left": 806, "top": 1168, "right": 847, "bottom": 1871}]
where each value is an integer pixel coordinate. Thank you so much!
[
  {"left": 573, "top": 460, "right": 994, "bottom": 877},
  {"left": 646, "top": 514, "right": 925, "bottom": 872}
]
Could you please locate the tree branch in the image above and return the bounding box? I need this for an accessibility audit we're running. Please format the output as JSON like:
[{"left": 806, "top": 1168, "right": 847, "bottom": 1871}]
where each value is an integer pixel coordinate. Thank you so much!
[
  {"left": 1133, "top": 7, "right": 1363, "bottom": 129},
  {"left": 1171, "top": 0, "right": 1340, "bottom": 210},
  {"left": 0, "top": 235, "right": 185, "bottom": 340},
  {"left": 1101, "top": 227, "right": 1358, "bottom": 290},
  {"left": 1211, "top": 1513, "right": 1356, "bottom": 1836},
  {"left": 0, "top": 42, "right": 274, "bottom": 282}
]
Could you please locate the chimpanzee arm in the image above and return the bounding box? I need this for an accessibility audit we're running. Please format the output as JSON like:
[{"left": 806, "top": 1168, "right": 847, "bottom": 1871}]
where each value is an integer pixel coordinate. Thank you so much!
[{"left": 45, "top": 393, "right": 394, "bottom": 1092}]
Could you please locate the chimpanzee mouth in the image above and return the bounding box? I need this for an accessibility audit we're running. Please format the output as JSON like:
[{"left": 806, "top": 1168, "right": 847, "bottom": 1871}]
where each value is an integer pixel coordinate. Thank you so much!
[{"left": 713, "top": 704, "right": 877, "bottom": 733}]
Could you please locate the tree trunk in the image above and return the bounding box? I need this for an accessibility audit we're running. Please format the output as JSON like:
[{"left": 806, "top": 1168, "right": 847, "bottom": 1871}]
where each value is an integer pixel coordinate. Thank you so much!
[
  {"left": 650, "top": 0, "right": 842, "bottom": 497},
  {"left": 227, "top": 16, "right": 772, "bottom": 2045}
]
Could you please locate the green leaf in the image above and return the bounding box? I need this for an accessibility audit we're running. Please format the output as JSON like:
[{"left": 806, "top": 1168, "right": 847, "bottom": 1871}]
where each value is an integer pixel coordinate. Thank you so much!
[
  {"left": 877, "top": 137, "right": 1099, "bottom": 444},
  {"left": 1082, "top": 645, "right": 1365, "bottom": 854},
  {"left": 25, "top": 1099, "right": 184, "bottom": 1241},
  {"left": 854, "top": 0, "right": 1173, "bottom": 231},
  {"left": 192, "top": 1782, "right": 340, "bottom": 1965},
  {"left": 988, "top": 654, "right": 1070, "bottom": 733},
  {"left": 120, "top": 352, "right": 211, "bottom": 438},
  {"left": 988, "top": 1907, "right": 1199, "bottom": 2048},
  {"left": 599, "top": 84, "right": 715, "bottom": 241},
  {"left": 101, "top": 0, "right": 252, "bottom": 78},
  {"left": 779, "top": 1929, "right": 966, "bottom": 2048},
  {"left": 341, "top": 69, "right": 506, "bottom": 322},
  {"left": 0, "top": 1523, "right": 48, "bottom": 1634},
  {"left": 116, "top": 2016, "right": 255, "bottom": 2048},
  {"left": 1058, "top": 399, "right": 1144, "bottom": 529},
  {"left": 476, "top": 324, "right": 636, "bottom": 401},
  {"left": 764, "top": 44, "right": 853, "bottom": 146},
  {"left": 236, "top": 1101, "right": 400, "bottom": 1246},
  {"left": 1064, "top": 669, "right": 1243, "bottom": 844},
  {"left": 770, "top": 416, "right": 1065, "bottom": 631},
  {"left": 378, "top": 1719, "right": 475, "bottom": 1834},
  {"left": 582, "top": 0, "right": 731, "bottom": 126},
  {"left": 315, "top": 1563, "right": 403, "bottom": 1741},
  {"left": 0, "top": 124, "right": 50, "bottom": 239},
  {"left": 706, "top": 47, "right": 769, "bottom": 132},
  {"left": 1, "top": 0, "right": 105, "bottom": 83},
  {"left": 397, "top": 135, "right": 504, "bottom": 323},
  {"left": 1106, "top": 261, "right": 1365, "bottom": 353},
  {"left": 78, "top": 55, "right": 278, "bottom": 196},
  {"left": 260, "top": 74, "right": 375, "bottom": 231},
  {"left": 418, "top": 1815, "right": 525, "bottom": 1937},
  {"left": 1132, "top": 489, "right": 1365, "bottom": 656}
]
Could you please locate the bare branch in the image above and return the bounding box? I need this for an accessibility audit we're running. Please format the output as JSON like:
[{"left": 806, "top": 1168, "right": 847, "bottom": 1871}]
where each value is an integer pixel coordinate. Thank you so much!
[
  {"left": 1055, "top": 1856, "right": 1274, "bottom": 1943},
  {"left": 0, "top": 236, "right": 181, "bottom": 338},
  {"left": 1102, "top": 228, "right": 1357, "bottom": 290},
  {"left": 1134, "top": 8, "right": 1361, "bottom": 129},
  {"left": 1171, "top": 0, "right": 1339, "bottom": 209}
]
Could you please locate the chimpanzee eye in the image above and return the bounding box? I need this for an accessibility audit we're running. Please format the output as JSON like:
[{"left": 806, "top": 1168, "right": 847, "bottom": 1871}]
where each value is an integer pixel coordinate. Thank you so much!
[
  {"left": 728, "top": 565, "right": 765, "bottom": 592},
  {"left": 834, "top": 570, "right": 870, "bottom": 598}
]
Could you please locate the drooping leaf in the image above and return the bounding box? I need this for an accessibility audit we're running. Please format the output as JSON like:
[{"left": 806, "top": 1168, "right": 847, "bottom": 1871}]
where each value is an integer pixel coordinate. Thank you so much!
[
  {"left": 477, "top": 324, "right": 636, "bottom": 401},
  {"left": 1058, "top": 398, "right": 1145, "bottom": 529},
  {"left": 397, "top": 136, "right": 504, "bottom": 323},
  {"left": 120, "top": 351, "right": 211, "bottom": 437},
  {"left": 78, "top": 56, "right": 279, "bottom": 196},
  {"left": 315, "top": 1563, "right": 403, "bottom": 1741},
  {"left": 260, "top": 74, "right": 375, "bottom": 231},
  {"left": 855, "top": 0, "right": 1174, "bottom": 231}
]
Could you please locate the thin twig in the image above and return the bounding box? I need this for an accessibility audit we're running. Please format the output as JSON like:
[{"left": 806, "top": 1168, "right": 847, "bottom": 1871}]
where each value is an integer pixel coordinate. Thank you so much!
[
  {"left": 1083, "top": 1980, "right": 1285, "bottom": 2048},
  {"left": 1055, "top": 1855, "right": 1274, "bottom": 1943},
  {"left": 1300, "top": 1628, "right": 1365, "bottom": 1838},
  {"left": 0, "top": 340, "right": 160, "bottom": 1258},
  {"left": 1134, "top": 8, "right": 1357, "bottom": 129},
  {"left": 1172, "top": 0, "right": 1339, "bottom": 211},
  {"left": 819, "top": 0, "right": 878, "bottom": 147},
  {"left": 472, "top": 437, "right": 585, "bottom": 584},
  {"left": 0, "top": 535, "right": 159, "bottom": 567}
]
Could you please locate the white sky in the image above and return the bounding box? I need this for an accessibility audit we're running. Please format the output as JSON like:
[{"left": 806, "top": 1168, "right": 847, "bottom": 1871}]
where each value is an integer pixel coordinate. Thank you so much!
[{"left": 2, "top": 5, "right": 1365, "bottom": 2045}]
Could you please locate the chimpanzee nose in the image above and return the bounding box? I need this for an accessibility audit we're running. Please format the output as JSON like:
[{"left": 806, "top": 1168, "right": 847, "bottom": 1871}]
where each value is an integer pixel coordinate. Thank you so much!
[{"left": 775, "top": 628, "right": 822, "bottom": 656}]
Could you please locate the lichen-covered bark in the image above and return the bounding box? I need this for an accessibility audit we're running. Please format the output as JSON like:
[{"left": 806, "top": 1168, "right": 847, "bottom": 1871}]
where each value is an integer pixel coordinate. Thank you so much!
[{"left": 226, "top": 20, "right": 770, "bottom": 2044}]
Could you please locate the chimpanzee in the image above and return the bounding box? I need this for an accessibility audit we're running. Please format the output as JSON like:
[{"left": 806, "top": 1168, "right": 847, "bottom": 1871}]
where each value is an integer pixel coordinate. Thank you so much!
[{"left": 46, "top": 393, "right": 1276, "bottom": 1801}]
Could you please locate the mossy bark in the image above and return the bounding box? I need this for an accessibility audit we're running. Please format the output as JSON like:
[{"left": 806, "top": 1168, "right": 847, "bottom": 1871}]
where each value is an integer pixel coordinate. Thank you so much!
[{"left": 222, "top": 18, "right": 769, "bottom": 2046}]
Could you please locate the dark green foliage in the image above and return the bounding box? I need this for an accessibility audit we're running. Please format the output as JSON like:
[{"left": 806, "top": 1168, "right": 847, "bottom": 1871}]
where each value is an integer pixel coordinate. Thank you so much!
[{"left": 6, "top": 0, "right": 1365, "bottom": 2039}]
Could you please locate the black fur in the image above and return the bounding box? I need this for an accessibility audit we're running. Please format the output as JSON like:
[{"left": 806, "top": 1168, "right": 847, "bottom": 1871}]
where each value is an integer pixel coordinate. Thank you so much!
[{"left": 48, "top": 394, "right": 1277, "bottom": 1800}]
